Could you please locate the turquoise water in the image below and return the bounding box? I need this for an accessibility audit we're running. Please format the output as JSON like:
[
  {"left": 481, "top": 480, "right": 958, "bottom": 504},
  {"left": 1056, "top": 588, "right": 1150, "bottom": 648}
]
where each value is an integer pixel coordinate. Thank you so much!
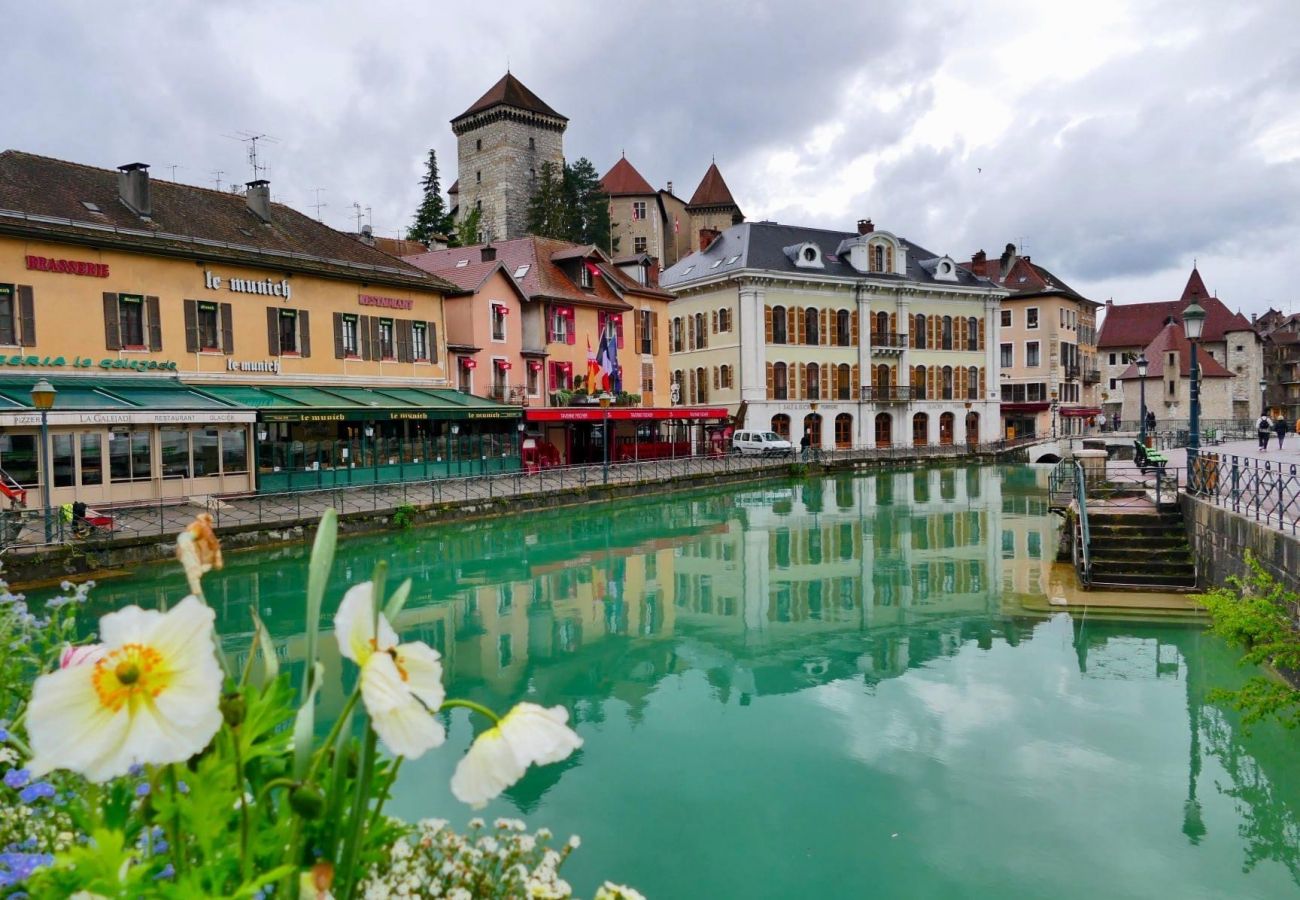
[{"left": 71, "top": 466, "right": 1300, "bottom": 898}]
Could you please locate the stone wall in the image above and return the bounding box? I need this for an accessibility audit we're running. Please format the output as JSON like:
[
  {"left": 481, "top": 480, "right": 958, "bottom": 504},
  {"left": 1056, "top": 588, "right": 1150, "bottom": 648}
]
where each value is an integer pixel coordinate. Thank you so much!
[
  {"left": 456, "top": 111, "right": 564, "bottom": 241},
  {"left": 1181, "top": 492, "right": 1300, "bottom": 594}
]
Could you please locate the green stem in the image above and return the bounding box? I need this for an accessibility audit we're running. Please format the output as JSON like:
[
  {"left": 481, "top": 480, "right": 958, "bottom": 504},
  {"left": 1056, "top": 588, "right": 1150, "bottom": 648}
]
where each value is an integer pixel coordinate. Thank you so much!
[
  {"left": 165, "top": 765, "right": 187, "bottom": 877},
  {"left": 306, "top": 690, "right": 359, "bottom": 784},
  {"left": 337, "top": 725, "right": 378, "bottom": 900},
  {"left": 230, "top": 727, "right": 250, "bottom": 882},
  {"left": 279, "top": 817, "right": 304, "bottom": 899},
  {"left": 439, "top": 698, "right": 502, "bottom": 726},
  {"left": 255, "top": 777, "right": 299, "bottom": 809},
  {"left": 366, "top": 757, "right": 402, "bottom": 834}
]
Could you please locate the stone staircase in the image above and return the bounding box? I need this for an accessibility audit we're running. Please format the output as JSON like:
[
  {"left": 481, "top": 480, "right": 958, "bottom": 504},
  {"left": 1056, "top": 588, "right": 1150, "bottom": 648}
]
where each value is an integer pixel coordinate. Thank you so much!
[{"left": 1086, "top": 508, "right": 1197, "bottom": 591}]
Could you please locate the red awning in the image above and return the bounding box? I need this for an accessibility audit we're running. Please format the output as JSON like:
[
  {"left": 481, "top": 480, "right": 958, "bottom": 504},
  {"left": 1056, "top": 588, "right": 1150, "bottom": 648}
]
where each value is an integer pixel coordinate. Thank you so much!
[
  {"left": 461, "top": 358, "right": 477, "bottom": 370},
  {"left": 1060, "top": 407, "right": 1103, "bottom": 418},
  {"left": 527, "top": 360, "right": 542, "bottom": 370},
  {"left": 1000, "top": 402, "right": 1050, "bottom": 413},
  {"left": 495, "top": 359, "right": 512, "bottom": 370},
  {"left": 526, "top": 406, "right": 730, "bottom": 423}
]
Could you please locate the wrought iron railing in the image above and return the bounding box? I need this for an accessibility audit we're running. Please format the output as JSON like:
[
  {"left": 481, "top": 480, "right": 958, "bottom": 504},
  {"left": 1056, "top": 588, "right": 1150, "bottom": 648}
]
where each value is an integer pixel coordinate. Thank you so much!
[
  {"left": 870, "top": 332, "right": 907, "bottom": 349},
  {"left": 860, "top": 386, "right": 912, "bottom": 402},
  {"left": 1188, "top": 452, "right": 1300, "bottom": 535}
]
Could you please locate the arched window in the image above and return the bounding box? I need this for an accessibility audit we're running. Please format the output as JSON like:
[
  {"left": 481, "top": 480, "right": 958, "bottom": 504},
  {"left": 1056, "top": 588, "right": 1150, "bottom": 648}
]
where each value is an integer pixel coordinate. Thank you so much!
[
  {"left": 772, "top": 306, "right": 787, "bottom": 344},
  {"left": 914, "top": 313, "right": 927, "bottom": 349},
  {"left": 876, "top": 364, "right": 891, "bottom": 399},
  {"left": 967, "top": 316, "right": 979, "bottom": 351},
  {"left": 872, "top": 244, "right": 885, "bottom": 272},
  {"left": 834, "top": 413, "right": 853, "bottom": 449},
  {"left": 912, "top": 412, "right": 929, "bottom": 447},
  {"left": 807, "top": 362, "right": 820, "bottom": 400},
  {"left": 803, "top": 414, "right": 822, "bottom": 447},
  {"left": 939, "top": 411, "right": 955, "bottom": 445},
  {"left": 942, "top": 366, "right": 954, "bottom": 400},
  {"left": 967, "top": 366, "right": 979, "bottom": 400},
  {"left": 942, "top": 316, "right": 953, "bottom": 350},
  {"left": 771, "top": 413, "right": 791, "bottom": 439},
  {"left": 805, "top": 307, "right": 819, "bottom": 345},
  {"left": 773, "top": 362, "right": 788, "bottom": 400},
  {"left": 874, "top": 412, "right": 892, "bottom": 448},
  {"left": 836, "top": 309, "right": 851, "bottom": 346},
  {"left": 719, "top": 308, "right": 731, "bottom": 332},
  {"left": 965, "top": 411, "right": 980, "bottom": 446},
  {"left": 875, "top": 310, "right": 889, "bottom": 339},
  {"left": 914, "top": 365, "right": 927, "bottom": 400},
  {"left": 695, "top": 312, "right": 708, "bottom": 348},
  {"left": 696, "top": 367, "right": 708, "bottom": 403},
  {"left": 837, "top": 363, "right": 851, "bottom": 400},
  {"left": 671, "top": 318, "right": 683, "bottom": 352}
]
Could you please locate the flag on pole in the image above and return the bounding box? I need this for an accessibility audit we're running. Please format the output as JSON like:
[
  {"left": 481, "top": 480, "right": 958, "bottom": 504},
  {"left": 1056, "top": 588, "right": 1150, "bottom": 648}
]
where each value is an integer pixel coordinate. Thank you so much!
[
  {"left": 586, "top": 336, "right": 601, "bottom": 395},
  {"left": 597, "top": 319, "right": 618, "bottom": 393}
]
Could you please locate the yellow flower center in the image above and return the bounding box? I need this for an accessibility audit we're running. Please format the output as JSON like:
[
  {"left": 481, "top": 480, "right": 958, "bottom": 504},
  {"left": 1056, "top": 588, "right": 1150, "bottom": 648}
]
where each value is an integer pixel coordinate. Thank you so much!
[{"left": 92, "top": 643, "right": 169, "bottom": 711}]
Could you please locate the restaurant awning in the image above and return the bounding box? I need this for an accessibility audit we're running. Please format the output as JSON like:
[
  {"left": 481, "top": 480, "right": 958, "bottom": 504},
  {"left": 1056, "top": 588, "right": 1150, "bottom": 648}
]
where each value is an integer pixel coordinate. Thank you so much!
[
  {"left": 196, "top": 384, "right": 522, "bottom": 423},
  {"left": 1059, "top": 407, "right": 1103, "bottom": 418},
  {"left": 0, "top": 375, "right": 254, "bottom": 426},
  {"left": 526, "top": 406, "right": 730, "bottom": 423},
  {"left": 999, "top": 402, "right": 1050, "bottom": 414}
]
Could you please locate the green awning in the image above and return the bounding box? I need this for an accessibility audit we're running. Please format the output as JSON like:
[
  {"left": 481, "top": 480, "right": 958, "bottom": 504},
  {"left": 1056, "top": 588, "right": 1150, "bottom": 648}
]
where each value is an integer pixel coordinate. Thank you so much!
[
  {"left": 195, "top": 384, "right": 521, "bottom": 423},
  {"left": 0, "top": 376, "right": 242, "bottom": 411}
]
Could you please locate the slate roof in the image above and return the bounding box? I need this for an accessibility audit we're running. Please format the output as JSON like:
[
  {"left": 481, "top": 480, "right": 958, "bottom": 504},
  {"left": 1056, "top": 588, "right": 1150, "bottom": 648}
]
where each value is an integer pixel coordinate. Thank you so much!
[
  {"left": 452, "top": 73, "right": 566, "bottom": 123},
  {"left": 405, "top": 236, "right": 672, "bottom": 310},
  {"left": 1116, "top": 321, "right": 1236, "bottom": 379},
  {"left": 687, "top": 163, "right": 738, "bottom": 209},
  {"left": 1097, "top": 269, "right": 1255, "bottom": 348},
  {"left": 660, "top": 221, "right": 992, "bottom": 291},
  {"left": 0, "top": 150, "right": 454, "bottom": 292},
  {"left": 600, "top": 157, "right": 655, "bottom": 196}
]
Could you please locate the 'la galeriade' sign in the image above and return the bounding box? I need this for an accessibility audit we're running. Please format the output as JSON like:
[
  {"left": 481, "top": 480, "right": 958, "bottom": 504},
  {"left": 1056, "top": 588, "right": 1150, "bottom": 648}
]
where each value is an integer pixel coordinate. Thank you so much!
[{"left": 1, "top": 354, "right": 179, "bottom": 372}]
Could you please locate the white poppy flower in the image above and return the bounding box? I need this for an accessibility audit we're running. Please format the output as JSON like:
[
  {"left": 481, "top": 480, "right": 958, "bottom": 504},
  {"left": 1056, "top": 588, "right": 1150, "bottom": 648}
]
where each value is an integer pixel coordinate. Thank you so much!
[
  {"left": 26, "top": 596, "right": 223, "bottom": 782},
  {"left": 334, "top": 582, "right": 446, "bottom": 759},
  {"left": 450, "top": 703, "right": 582, "bottom": 809}
]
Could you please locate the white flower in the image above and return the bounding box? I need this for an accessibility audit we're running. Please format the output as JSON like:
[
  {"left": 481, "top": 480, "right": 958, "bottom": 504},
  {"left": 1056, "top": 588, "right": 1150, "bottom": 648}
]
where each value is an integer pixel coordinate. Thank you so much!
[
  {"left": 59, "top": 643, "right": 105, "bottom": 669},
  {"left": 450, "top": 703, "right": 582, "bottom": 809},
  {"left": 26, "top": 596, "right": 223, "bottom": 782},
  {"left": 335, "top": 583, "right": 446, "bottom": 759},
  {"left": 594, "top": 884, "right": 646, "bottom": 900}
]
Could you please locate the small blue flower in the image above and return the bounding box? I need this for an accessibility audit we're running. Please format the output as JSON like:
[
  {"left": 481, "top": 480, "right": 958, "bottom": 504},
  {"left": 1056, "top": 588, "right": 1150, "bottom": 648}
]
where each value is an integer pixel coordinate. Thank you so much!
[
  {"left": 19, "top": 782, "right": 55, "bottom": 804},
  {"left": 0, "top": 727, "right": 9, "bottom": 743},
  {"left": 128, "top": 764, "right": 145, "bottom": 777},
  {"left": 3, "top": 769, "right": 30, "bottom": 790},
  {"left": 154, "top": 863, "right": 175, "bottom": 880},
  {"left": 177, "top": 780, "right": 190, "bottom": 794},
  {"left": 135, "top": 782, "right": 151, "bottom": 798},
  {"left": 0, "top": 851, "right": 54, "bottom": 887}
]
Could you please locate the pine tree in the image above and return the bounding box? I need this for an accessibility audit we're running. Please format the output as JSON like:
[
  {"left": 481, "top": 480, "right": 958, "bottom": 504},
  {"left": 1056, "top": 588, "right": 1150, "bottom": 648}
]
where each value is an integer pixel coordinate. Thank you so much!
[
  {"left": 563, "top": 157, "right": 613, "bottom": 252},
  {"left": 525, "top": 161, "right": 570, "bottom": 239},
  {"left": 407, "top": 149, "right": 453, "bottom": 245}
]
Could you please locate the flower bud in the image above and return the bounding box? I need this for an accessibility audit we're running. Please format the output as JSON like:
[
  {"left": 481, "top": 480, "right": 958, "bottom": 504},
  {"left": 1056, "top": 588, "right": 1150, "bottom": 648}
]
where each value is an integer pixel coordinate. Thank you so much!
[
  {"left": 219, "top": 692, "right": 246, "bottom": 728},
  {"left": 289, "top": 783, "right": 325, "bottom": 819}
]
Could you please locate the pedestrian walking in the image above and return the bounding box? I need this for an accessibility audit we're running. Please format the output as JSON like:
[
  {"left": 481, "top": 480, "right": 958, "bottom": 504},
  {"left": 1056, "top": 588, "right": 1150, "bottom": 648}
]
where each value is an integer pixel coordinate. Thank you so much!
[
  {"left": 800, "top": 429, "right": 811, "bottom": 462},
  {"left": 1145, "top": 410, "right": 1156, "bottom": 434},
  {"left": 1275, "top": 415, "right": 1287, "bottom": 449},
  {"left": 1112, "top": 412, "right": 1120, "bottom": 431},
  {"left": 1257, "top": 413, "right": 1273, "bottom": 451}
]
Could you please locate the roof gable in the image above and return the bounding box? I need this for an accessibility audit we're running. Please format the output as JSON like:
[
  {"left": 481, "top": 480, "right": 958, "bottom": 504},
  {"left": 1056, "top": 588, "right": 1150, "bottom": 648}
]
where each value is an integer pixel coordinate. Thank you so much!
[
  {"left": 687, "top": 163, "right": 738, "bottom": 209},
  {"left": 1181, "top": 267, "right": 1211, "bottom": 302},
  {"left": 600, "top": 157, "right": 655, "bottom": 196},
  {"left": 452, "top": 73, "right": 566, "bottom": 122},
  {"left": 1116, "top": 321, "right": 1236, "bottom": 380}
]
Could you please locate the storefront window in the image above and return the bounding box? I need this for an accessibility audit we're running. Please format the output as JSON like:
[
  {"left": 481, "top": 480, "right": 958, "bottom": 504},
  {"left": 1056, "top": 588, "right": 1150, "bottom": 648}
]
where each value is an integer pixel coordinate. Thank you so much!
[
  {"left": 52, "top": 434, "right": 75, "bottom": 487},
  {"left": 110, "top": 429, "right": 152, "bottom": 482},
  {"left": 193, "top": 429, "right": 220, "bottom": 476},
  {"left": 0, "top": 434, "right": 38, "bottom": 487},
  {"left": 222, "top": 428, "right": 248, "bottom": 474},
  {"left": 80, "top": 434, "right": 102, "bottom": 486},
  {"left": 161, "top": 429, "right": 191, "bottom": 478}
]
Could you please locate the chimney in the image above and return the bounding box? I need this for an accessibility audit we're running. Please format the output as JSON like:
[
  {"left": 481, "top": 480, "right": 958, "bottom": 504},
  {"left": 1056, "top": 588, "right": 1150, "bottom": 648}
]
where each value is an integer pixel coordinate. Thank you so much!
[
  {"left": 480, "top": 243, "right": 497, "bottom": 262},
  {"left": 970, "top": 249, "right": 987, "bottom": 277},
  {"left": 999, "top": 241, "right": 1017, "bottom": 277},
  {"left": 359, "top": 224, "right": 375, "bottom": 246},
  {"left": 117, "top": 162, "right": 152, "bottom": 218},
  {"left": 646, "top": 259, "right": 659, "bottom": 287},
  {"left": 246, "top": 180, "right": 271, "bottom": 223},
  {"left": 857, "top": 218, "right": 874, "bottom": 235},
  {"left": 699, "top": 228, "right": 720, "bottom": 251},
  {"left": 666, "top": 180, "right": 673, "bottom": 194}
]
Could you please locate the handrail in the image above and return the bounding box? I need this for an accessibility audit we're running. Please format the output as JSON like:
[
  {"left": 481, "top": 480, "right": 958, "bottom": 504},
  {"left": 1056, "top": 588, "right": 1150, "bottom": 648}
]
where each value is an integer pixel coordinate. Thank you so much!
[{"left": 1073, "top": 460, "right": 1091, "bottom": 586}]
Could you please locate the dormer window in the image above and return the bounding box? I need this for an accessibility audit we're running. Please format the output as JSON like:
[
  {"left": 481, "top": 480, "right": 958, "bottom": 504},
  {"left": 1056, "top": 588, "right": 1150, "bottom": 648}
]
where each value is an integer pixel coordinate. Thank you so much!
[
  {"left": 931, "top": 255, "right": 959, "bottom": 282},
  {"left": 873, "top": 245, "right": 885, "bottom": 272},
  {"left": 579, "top": 262, "right": 592, "bottom": 289},
  {"left": 786, "top": 242, "right": 824, "bottom": 269},
  {"left": 802, "top": 247, "right": 816, "bottom": 263}
]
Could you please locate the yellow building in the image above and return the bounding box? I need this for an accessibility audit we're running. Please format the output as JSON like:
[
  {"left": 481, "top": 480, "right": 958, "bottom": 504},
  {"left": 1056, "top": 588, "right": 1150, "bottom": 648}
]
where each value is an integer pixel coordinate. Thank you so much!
[{"left": 0, "top": 151, "right": 520, "bottom": 511}]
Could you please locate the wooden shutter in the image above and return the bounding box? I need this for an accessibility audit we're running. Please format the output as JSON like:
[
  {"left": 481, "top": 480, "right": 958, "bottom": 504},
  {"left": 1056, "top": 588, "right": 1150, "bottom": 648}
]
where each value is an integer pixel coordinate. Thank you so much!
[
  {"left": 787, "top": 307, "right": 796, "bottom": 345},
  {"left": 796, "top": 308, "right": 805, "bottom": 344},
  {"left": 890, "top": 365, "right": 897, "bottom": 386},
  {"left": 889, "top": 312, "right": 897, "bottom": 337},
  {"left": 711, "top": 309, "right": 718, "bottom": 334},
  {"left": 397, "top": 319, "right": 413, "bottom": 363},
  {"left": 712, "top": 366, "right": 719, "bottom": 390},
  {"left": 267, "top": 308, "right": 279, "bottom": 355},
  {"left": 820, "top": 308, "right": 829, "bottom": 345},
  {"left": 429, "top": 321, "right": 438, "bottom": 363},
  {"left": 689, "top": 368, "right": 696, "bottom": 404},
  {"left": 16, "top": 286, "right": 35, "bottom": 347},
  {"left": 852, "top": 364, "right": 860, "bottom": 397},
  {"left": 298, "top": 309, "right": 311, "bottom": 357},
  {"left": 851, "top": 310, "right": 859, "bottom": 345},
  {"left": 928, "top": 316, "right": 936, "bottom": 348},
  {"left": 333, "top": 312, "right": 346, "bottom": 359},
  {"left": 183, "top": 300, "right": 199, "bottom": 352},
  {"left": 979, "top": 318, "right": 986, "bottom": 350},
  {"left": 928, "top": 367, "right": 936, "bottom": 398},
  {"left": 908, "top": 365, "right": 915, "bottom": 389},
  {"left": 651, "top": 311, "right": 660, "bottom": 355},
  {"left": 979, "top": 366, "right": 986, "bottom": 396},
  {"left": 103, "top": 293, "right": 120, "bottom": 350},
  {"left": 220, "top": 303, "right": 234, "bottom": 354},
  {"left": 369, "top": 315, "right": 382, "bottom": 360},
  {"left": 699, "top": 317, "right": 707, "bottom": 348},
  {"left": 830, "top": 365, "right": 838, "bottom": 398},
  {"left": 764, "top": 306, "right": 773, "bottom": 343},
  {"left": 798, "top": 363, "right": 807, "bottom": 399},
  {"left": 958, "top": 366, "right": 966, "bottom": 397},
  {"left": 146, "top": 295, "right": 162, "bottom": 351},
  {"left": 357, "top": 315, "right": 370, "bottom": 361},
  {"left": 688, "top": 315, "right": 695, "bottom": 350},
  {"left": 766, "top": 362, "right": 774, "bottom": 399}
]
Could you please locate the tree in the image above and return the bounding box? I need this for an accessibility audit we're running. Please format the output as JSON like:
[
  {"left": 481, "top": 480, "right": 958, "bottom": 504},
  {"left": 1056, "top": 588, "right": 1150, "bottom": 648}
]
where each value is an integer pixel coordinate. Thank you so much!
[
  {"left": 525, "top": 161, "right": 570, "bottom": 240},
  {"left": 451, "top": 205, "right": 483, "bottom": 249},
  {"left": 524, "top": 158, "right": 616, "bottom": 253},
  {"left": 407, "top": 149, "right": 453, "bottom": 245}
]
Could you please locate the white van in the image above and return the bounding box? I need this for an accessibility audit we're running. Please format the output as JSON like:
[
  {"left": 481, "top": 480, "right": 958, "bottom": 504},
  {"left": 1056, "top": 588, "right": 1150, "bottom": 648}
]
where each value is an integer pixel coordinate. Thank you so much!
[{"left": 732, "top": 430, "right": 795, "bottom": 457}]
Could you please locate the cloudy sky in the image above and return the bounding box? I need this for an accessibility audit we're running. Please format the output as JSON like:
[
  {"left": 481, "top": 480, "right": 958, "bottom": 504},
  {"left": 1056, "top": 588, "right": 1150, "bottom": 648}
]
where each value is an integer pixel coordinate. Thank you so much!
[{"left": 7, "top": 0, "right": 1299, "bottom": 315}]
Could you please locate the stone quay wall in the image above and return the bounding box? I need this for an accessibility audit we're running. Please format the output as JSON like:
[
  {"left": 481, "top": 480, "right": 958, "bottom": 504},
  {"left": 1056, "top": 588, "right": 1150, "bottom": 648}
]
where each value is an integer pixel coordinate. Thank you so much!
[{"left": 1180, "top": 492, "right": 1300, "bottom": 595}]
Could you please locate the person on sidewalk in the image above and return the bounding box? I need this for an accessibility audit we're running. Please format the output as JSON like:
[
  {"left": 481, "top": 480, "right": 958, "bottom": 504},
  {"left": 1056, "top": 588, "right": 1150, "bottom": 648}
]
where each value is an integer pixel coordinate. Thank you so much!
[
  {"left": 1275, "top": 415, "right": 1288, "bottom": 449},
  {"left": 1112, "top": 412, "right": 1120, "bottom": 431},
  {"left": 1146, "top": 410, "right": 1156, "bottom": 434},
  {"left": 1258, "top": 413, "right": 1273, "bottom": 451},
  {"left": 800, "top": 429, "right": 811, "bottom": 462}
]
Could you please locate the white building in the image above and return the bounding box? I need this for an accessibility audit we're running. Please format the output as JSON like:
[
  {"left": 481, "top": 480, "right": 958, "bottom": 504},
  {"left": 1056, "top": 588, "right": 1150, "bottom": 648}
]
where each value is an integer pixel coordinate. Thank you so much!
[{"left": 660, "top": 220, "right": 1008, "bottom": 450}]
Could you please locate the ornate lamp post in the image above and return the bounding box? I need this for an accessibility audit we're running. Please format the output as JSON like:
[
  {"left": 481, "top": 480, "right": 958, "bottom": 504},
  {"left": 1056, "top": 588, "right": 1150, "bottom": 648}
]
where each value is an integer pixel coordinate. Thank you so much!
[
  {"left": 1183, "top": 300, "right": 1206, "bottom": 490},
  {"left": 599, "top": 392, "right": 612, "bottom": 484},
  {"left": 450, "top": 423, "right": 460, "bottom": 477},
  {"left": 1260, "top": 378, "right": 1268, "bottom": 418},
  {"left": 30, "top": 379, "right": 57, "bottom": 542},
  {"left": 1137, "top": 353, "right": 1149, "bottom": 445}
]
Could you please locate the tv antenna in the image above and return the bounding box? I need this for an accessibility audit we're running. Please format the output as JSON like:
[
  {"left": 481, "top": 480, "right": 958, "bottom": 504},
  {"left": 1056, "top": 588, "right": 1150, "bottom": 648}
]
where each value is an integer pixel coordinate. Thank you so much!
[
  {"left": 211, "top": 169, "right": 224, "bottom": 191},
  {"left": 225, "top": 131, "right": 279, "bottom": 181},
  {"left": 352, "top": 201, "right": 365, "bottom": 232},
  {"left": 311, "top": 188, "right": 328, "bottom": 221},
  {"left": 165, "top": 164, "right": 182, "bottom": 181}
]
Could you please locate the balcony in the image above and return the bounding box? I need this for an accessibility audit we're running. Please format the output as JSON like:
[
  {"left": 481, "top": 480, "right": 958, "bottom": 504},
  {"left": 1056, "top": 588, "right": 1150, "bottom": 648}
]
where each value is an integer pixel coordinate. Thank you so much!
[
  {"left": 1083, "top": 368, "right": 1101, "bottom": 384},
  {"left": 488, "top": 385, "right": 530, "bottom": 405},
  {"left": 870, "top": 332, "right": 907, "bottom": 354},
  {"left": 1064, "top": 364, "right": 1081, "bottom": 380},
  {"left": 861, "top": 385, "right": 912, "bottom": 403}
]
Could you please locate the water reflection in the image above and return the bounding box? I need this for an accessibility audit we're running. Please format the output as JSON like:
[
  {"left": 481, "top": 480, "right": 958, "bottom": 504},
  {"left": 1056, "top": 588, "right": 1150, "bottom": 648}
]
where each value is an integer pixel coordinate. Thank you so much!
[{"left": 77, "top": 465, "right": 1300, "bottom": 893}]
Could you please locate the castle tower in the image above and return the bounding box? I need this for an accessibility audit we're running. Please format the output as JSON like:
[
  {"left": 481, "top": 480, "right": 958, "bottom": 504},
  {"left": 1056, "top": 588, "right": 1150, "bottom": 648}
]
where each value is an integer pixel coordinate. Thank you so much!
[
  {"left": 451, "top": 73, "right": 567, "bottom": 242},
  {"left": 686, "top": 161, "right": 743, "bottom": 251}
]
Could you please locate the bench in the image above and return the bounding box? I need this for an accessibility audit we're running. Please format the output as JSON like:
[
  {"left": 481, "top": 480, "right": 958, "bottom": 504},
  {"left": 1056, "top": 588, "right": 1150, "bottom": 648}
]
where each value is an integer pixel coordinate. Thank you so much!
[{"left": 1134, "top": 439, "right": 1167, "bottom": 473}]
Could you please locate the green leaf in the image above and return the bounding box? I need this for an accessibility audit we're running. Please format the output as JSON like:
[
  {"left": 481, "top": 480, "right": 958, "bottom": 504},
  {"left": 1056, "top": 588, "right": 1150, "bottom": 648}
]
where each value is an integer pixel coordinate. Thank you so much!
[
  {"left": 250, "top": 607, "right": 279, "bottom": 687},
  {"left": 303, "top": 509, "right": 338, "bottom": 704},
  {"left": 384, "top": 578, "right": 413, "bottom": 623},
  {"left": 293, "top": 661, "right": 325, "bottom": 781}
]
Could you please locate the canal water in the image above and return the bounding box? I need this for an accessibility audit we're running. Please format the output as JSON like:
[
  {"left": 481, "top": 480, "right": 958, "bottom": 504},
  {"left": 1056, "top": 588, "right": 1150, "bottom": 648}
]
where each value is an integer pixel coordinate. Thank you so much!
[{"left": 68, "top": 465, "right": 1300, "bottom": 898}]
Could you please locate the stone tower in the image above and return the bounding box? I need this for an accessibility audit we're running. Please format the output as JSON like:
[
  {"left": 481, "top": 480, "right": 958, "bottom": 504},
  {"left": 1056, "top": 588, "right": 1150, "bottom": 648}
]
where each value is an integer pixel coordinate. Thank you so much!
[
  {"left": 686, "top": 161, "right": 743, "bottom": 252},
  {"left": 451, "top": 73, "right": 567, "bottom": 242}
]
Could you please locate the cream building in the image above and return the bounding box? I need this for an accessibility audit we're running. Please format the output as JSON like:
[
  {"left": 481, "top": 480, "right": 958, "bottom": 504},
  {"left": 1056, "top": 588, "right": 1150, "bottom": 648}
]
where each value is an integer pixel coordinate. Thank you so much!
[{"left": 660, "top": 220, "right": 1007, "bottom": 449}]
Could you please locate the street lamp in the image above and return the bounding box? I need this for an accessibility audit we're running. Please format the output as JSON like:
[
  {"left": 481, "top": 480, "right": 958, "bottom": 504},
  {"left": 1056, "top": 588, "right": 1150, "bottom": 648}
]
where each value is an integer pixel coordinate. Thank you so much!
[
  {"left": 30, "top": 379, "right": 56, "bottom": 542},
  {"left": 599, "top": 392, "right": 612, "bottom": 484},
  {"left": 1183, "top": 299, "right": 1206, "bottom": 489},
  {"left": 1137, "top": 353, "right": 1149, "bottom": 445},
  {"left": 450, "top": 423, "right": 460, "bottom": 477},
  {"left": 1260, "top": 378, "right": 1268, "bottom": 418},
  {"left": 1049, "top": 388, "right": 1058, "bottom": 440}
]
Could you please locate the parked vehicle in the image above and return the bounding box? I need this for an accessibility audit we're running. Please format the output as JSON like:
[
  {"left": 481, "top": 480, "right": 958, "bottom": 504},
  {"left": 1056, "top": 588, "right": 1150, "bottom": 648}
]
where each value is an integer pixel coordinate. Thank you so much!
[{"left": 732, "top": 430, "right": 794, "bottom": 457}]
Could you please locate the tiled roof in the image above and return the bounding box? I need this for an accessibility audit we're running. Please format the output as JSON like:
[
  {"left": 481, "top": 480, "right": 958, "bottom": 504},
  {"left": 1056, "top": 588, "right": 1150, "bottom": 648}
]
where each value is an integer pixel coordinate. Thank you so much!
[
  {"left": 452, "top": 73, "right": 566, "bottom": 123},
  {"left": 405, "top": 236, "right": 672, "bottom": 310},
  {"left": 0, "top": 150, "right": 453, "bottom": 291},
  {"left": 1116, "top": 321, "right": 1236, "bottom": 379},
  {"left": 1181, "top": 267, "right": 1211, "bottom": 302},
  {"left": 687, "top": 163, "right": 738, "bottom": 209},
  {"left": 963, "top": 251, "right": 1094, "bottom": 304},
  {"left": 600, "top": 157, "right": 655, "bottom": 196},
  {"left": 1098, "top": 291, "right": 1255, "bottom": 348}
]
